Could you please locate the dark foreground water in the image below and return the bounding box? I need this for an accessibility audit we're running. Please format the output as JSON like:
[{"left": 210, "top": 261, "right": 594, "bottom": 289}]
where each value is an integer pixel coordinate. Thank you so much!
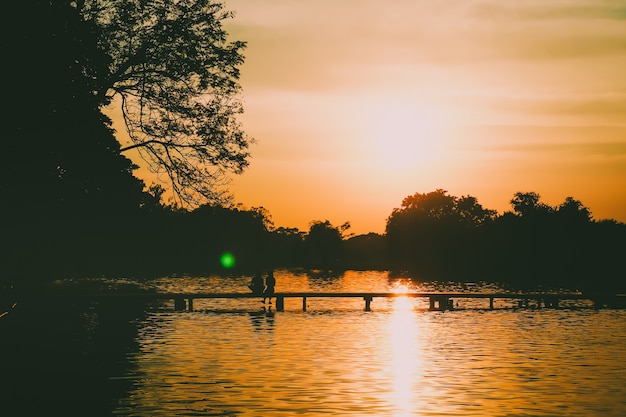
[{"left": 2, "top": 270, "right": 626, "bottom": 416}]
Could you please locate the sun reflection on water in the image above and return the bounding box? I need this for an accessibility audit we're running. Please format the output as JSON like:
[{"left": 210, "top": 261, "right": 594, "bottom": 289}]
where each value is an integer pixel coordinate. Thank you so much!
[
  {"left": 390, "top": 279, "right": 411, "bottom": 294},
  {"left": 110, "top": 272, "right": 626, "bottom": 416},
  {"left": 387, "top": 296, "right": 421, "bottom": 416}
]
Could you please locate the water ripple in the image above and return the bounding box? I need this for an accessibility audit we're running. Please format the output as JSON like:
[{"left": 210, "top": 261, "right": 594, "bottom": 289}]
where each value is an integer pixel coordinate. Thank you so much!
[{"left": 104, "top": 271, "right": 626, "bottom": 416}]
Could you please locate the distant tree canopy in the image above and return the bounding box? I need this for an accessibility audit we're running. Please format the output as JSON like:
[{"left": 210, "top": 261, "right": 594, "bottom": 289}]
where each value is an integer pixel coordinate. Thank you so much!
[
  {"left": 303, "top": 220, "right": 350, "bottom": 269},
  {"left": 344, "top": 233, "right": 388, "bottom": 270},
  {"left": 385, "top": 189, "right": 496, "bottom": 278},
  {"left": 142, "top": 204, "right": 271, "bottom": 276},
  {"left": 390, "top": 189, "right": 497, "bottom": 227},
  {"left": 386, "top": 190, "right": 625, "bottom": 291},
  {"left": 510, "top": 191, "right": 553, "bottom": 218}
]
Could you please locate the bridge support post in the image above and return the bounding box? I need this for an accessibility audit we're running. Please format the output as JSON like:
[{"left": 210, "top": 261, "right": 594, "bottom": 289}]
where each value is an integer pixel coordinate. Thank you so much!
[
  {"left": 545, "top": 297, "right": 560, "bottom": 309},
  {"left": 364, "top": 296, "right": 372, "bottom": 311},
  {"left": 489, "top": 297, "right": 494, "bottom": 310},
  {"left": 302, "top": 297, "right": 307, "bottom": 312},
  {"left": 429, "top": 296, "right": 450, "bottom": 311},
  {"left": 188, "top": 297, "right": 194, "bottom": 312},
  {"left": 276, "top": 296, "right": 285, "bottom": 312},
  {"left": 174, "top": 297, "right": 186, "bottom": 311},
  {"left": 593, "top": 298, "right": 605, "bottom": 309}
]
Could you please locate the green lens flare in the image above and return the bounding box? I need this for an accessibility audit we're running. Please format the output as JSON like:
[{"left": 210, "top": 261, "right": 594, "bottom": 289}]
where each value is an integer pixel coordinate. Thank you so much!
[{"left": 220, "top": 252, "right": 235, "bottom": 268}]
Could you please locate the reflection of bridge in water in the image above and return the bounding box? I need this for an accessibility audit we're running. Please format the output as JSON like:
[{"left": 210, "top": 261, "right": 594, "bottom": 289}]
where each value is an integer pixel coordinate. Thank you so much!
[{"left": 161, "top": 292, "right": 626, "bottom": 312}]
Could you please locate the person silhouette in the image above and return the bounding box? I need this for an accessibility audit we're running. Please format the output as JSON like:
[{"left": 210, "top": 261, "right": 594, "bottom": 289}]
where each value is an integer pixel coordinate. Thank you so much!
[
  {"left": 248, "top": 271, "right": 265, "bottom": 297},
  {"left": 263, "top": 270, "right": 276, "bottom": 304}
]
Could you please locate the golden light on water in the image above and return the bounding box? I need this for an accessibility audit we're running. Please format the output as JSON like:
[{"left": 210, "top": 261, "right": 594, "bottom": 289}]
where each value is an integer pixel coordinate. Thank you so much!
[
  {"left": 390, "top": 281, "right": 410, "bottom": 294},
  {"left": 107, "top": 272, "right": 626, "bottom": 416},
  {"left": 387, "top": 296, "right": 421, "bottom": 416}
]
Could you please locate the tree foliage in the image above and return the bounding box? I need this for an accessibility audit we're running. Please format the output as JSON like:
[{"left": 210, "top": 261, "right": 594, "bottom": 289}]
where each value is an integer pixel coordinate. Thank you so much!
[
  {"left": 385, "top": 189, "right": 495, "bottom": 277},
  {"left": 384, "top": 189, "right": 625, "bottom": 290},
  {"left": 557, "top": 196, "right": 592, "bottom": 223},
  {"left": 391, "top": 189, "right": 497, "bottom": 225},
  {"left": 510, "top": 191, "right": 553, "bottom": 218},
  {"left": 2, "top": 1, "right": 154, "bottom": 282},
  {"left": 4, "top": 1, "right": 145, "bottom": 210},
  {"left": 78, "top": 0, "right": 252, "bottom": 205},
  {"left": 304, "top": 220, "right": 350, "bottom": 268}
]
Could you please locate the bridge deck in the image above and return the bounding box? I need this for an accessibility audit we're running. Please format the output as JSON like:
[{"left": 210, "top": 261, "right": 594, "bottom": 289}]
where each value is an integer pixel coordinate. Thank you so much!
[
  {"left": 150, "top": 291, "right": 626, "bottom": 312},
  {"left": 24, "top": 291, "right": 625, "bottom": 312}
]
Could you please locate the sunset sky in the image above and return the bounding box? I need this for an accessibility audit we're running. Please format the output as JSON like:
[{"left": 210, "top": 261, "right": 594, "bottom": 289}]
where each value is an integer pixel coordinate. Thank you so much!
[{"left": 127, "top": 0, "right": 626, "bottom": 235}]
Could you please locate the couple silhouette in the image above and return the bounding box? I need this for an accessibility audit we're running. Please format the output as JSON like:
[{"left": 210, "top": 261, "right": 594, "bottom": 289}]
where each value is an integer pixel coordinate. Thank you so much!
[{"left": 248, "top": 270, "right": 276, "bottom": 303}]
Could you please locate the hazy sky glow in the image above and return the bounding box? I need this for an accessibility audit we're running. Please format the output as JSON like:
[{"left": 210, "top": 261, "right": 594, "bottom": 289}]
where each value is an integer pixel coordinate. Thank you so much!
[{"left": 141, "top": 0, "right": 626, "bottom": 234}]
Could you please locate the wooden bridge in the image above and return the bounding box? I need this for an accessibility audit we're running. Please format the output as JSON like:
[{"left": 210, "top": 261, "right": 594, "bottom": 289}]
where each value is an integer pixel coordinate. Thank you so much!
[{"left": 160, "top": 292, "right": 626, "bottom": 312}]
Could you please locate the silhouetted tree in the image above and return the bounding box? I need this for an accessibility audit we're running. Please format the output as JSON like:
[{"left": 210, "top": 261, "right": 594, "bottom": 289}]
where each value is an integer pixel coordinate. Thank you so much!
[
  {"left": 78, "top": 0, "right": 252, "bottom": 206},
  {"left": 397, "top": 188, "right": 456, "bottom": 219},
  {"left": 304, "top": 220, "right": 350, "bottom": 269},
  {"left": 3, "top": 1, "right": 146, "bottom": 210},
  {"left": 2, "top": 1, "right": 256, "bottom": 280},
  {"left": 586, "top": 220, "right": 626, "bottom": 292},
  {"left": 344, "top": 233, "right": 389, "bottom": 270},
  {"left": 456, "top": 195, "right": 498, "bottom": 227},
  {"left": 385, "top": 189, "right": 494, "bottom": 278},
  {"left": 510, "top": 191, "right": 553, "bottom": 218},
  {"left": 157, "top": 205, "right": 270, "bottom": 274},
  {"left": 2, "top": 1, "right": 151, "bottom": 281},
  {"left": 557, "top": 196, "right": 592, "bottom": 223},
  {"left": 482, "top": 192, "right": 626, "bottom": 290},
  {"left": 269, "top": 227, "right": 306, "bottom": 268}
]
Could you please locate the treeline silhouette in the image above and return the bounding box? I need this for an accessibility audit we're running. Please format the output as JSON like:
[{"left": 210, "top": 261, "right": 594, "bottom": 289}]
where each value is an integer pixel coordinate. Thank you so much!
[
  {"left": 382, "top": 189, "right": 625, "bottom": 292},
  {"left": 3, "top": 188, "right": 625, "bottom": 292}
]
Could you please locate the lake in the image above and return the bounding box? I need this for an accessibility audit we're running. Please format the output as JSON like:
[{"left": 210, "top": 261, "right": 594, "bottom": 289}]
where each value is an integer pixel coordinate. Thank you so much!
[{"left": 3, "top": 270, "right": 626, "bottom": 416}]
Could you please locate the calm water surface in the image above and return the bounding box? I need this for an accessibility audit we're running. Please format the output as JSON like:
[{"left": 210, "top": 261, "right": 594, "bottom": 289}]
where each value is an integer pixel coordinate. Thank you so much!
[{"left": 102, "top": 270, "right": 626, "bottom": 416}]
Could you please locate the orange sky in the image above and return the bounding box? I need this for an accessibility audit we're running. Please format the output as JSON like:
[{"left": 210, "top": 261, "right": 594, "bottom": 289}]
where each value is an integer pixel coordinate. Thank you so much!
[{"left": 116, "top": 1, "right": 626, "bottom": 235}]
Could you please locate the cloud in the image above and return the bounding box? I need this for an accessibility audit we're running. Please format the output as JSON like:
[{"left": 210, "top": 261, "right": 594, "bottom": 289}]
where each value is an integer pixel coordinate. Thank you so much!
[
  {"left": 454, "top": 124, "right": 626, "bottom": 155},
  {"left": 226, "top": 0, "right": 626, "bottom": 101},
  {"left": 481, "top": 93, "right": 626, "bottom": 125},
  {"left": 496, "top": 141, "right": 626, "bottom": 157},
  {"left": 469, "top": 1, "right": 626, "bottom": 22}
]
